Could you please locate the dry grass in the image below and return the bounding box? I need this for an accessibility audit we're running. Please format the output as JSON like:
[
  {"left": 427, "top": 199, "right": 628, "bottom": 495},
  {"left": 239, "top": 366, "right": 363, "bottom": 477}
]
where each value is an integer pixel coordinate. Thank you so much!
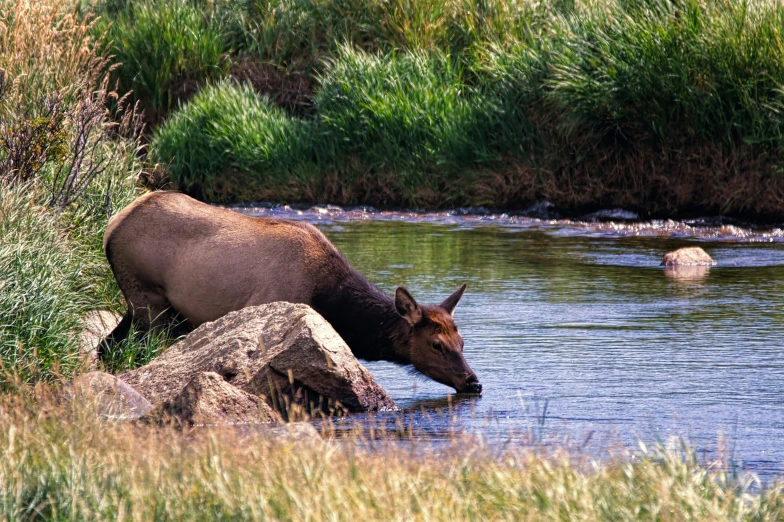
[
  {"left": 0, "top": 0, "right": 107, "bottom": 109},
  {"left": 0, "top": 388, "right": 781, "bottom": 521}
]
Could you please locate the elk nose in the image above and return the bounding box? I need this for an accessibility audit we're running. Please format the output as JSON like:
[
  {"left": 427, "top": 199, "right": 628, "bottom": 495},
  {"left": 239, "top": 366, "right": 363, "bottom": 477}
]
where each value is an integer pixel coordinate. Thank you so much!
[{"left": 463, "top": 375, "right": 482, "bottom": 395}]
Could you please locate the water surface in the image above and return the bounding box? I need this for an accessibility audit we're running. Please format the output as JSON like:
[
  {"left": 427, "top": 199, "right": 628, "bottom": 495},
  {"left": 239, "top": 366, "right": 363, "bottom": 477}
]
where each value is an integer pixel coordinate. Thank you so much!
[{"left": 236, "top": 204, "right": 784, "bottom": 478}]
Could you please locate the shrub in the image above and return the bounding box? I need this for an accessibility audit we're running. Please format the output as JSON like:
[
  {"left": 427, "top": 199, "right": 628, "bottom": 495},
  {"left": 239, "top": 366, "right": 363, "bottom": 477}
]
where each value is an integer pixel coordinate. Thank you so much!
[{"left": 152, "top": 81, "right": 315, "bottom": 200}]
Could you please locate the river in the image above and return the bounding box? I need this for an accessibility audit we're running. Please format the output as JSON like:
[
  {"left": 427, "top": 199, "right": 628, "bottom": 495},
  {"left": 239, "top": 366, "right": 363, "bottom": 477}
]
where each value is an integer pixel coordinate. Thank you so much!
[{"left": 235, "top": 203, "right": 784, "bottom": 479}]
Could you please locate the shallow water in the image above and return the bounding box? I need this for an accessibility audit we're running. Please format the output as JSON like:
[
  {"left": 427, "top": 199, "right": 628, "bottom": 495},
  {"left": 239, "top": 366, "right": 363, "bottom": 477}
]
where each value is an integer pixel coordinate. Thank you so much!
[{"left": 236, "top": 204, "right": 784, "bottom": 479}]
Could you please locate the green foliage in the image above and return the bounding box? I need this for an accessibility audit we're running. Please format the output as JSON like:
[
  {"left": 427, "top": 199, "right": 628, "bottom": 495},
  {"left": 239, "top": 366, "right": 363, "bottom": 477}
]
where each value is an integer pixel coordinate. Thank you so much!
[
  {"left": 316, "top": 48, "right": 503, "bottom": 176},
  {"left": 547, "top": 0, "right": 784, "bottom": 147},
  {"left": 237, "top": 0, "right": 388, "bottom": 65},
  {"left": 0, "top": 188, "right": 88, "bottom": 383},
  {"left": 143, "top": 0, "right": 784, "bottom": 214},
  {"left": 153, "top": 50, "right": 534, "bottom": 203},
  {"left": 235, "top": 0, "right": 561, "bottom": 65},
  {"left": 0, "top": 157, "right": 146, "bottom": 385},
  {"left": 151, "top": 81, "right": 315, "bottom": 200},
  {"left": 100, "top": 0, "right": 230, "bottom": 122}
]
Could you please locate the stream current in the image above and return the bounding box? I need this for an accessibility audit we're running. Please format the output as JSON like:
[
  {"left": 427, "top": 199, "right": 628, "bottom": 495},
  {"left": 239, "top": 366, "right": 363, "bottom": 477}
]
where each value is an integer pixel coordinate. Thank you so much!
[{"left": 234, "top": 203, "right": 784, "bottom": 479}]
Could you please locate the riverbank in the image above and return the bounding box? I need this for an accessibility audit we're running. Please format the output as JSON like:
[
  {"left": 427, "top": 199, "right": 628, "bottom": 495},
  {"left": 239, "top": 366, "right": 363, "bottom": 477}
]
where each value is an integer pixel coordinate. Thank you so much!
[{"left": 86, "top": 0, "right": 784, "bottom": 219}]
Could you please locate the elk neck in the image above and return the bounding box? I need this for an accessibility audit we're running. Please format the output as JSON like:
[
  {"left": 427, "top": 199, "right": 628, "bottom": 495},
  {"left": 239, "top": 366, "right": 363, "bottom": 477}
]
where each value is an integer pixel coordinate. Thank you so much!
[{"left": 312, "top": 271, "right": 411, "bottom": 365}]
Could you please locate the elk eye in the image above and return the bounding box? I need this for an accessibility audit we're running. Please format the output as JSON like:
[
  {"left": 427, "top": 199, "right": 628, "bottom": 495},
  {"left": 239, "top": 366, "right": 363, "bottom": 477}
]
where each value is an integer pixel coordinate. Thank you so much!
[{"left": 433, "top": 341, "right": 443, "bottom": 352}]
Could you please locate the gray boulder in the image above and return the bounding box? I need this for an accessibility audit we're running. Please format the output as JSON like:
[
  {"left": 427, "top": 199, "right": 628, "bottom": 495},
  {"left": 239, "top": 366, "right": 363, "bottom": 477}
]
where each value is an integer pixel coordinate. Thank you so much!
[
  {"left": 64, "top": 371, "right": 153, "bottom": 420},
  {"left": 148, "top": 371, "right": 278, "bottom": 426},
  {"left": 661, "top": 246, "right": 716, "bottom": 266},
  {"left": 119, "top": 302, "right": 394, "bottom": 416}
]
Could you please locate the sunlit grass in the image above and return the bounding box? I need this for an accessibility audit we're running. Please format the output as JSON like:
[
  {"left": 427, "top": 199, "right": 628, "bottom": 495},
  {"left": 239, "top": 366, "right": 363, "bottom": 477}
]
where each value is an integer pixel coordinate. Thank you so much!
[
  {"left": 546, "top": 0, "right": 784, "bottom": 148},
  {"left": 315, "top": 47, "right": 504, "bottom": 175},
  {"left": 0, "top": 390, "right": 781, "bottom": 520},
  {"left": 151, "top": 81, "right": 316, "bottom": 201}
]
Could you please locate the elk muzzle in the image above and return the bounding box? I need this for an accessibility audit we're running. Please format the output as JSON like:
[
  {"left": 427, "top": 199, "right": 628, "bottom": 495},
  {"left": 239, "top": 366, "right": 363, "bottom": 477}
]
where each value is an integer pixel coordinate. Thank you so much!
[{"left": 456, "top": 373, "right": 482, "bottom": 395}]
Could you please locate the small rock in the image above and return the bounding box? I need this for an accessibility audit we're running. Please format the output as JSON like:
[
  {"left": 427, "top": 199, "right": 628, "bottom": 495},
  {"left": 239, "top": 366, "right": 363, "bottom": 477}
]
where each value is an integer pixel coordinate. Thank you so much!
[
  {"left": 150, "top": 372, "right": 278, "bottom": 426},
  {"left": 79, "top": 310, "right": 122, "bottom": 363},
  {"left": 661, "top": 247, "right": 716, "bottom": 266},
  {"left": 64, "top": 371, "right": 152, "bottom": 420}
]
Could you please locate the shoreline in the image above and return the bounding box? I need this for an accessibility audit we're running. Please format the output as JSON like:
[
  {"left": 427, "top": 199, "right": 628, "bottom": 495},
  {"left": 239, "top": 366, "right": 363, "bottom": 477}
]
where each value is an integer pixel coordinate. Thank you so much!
[{"left": 222, "top": 198, "right": 784, "bottom": 230}]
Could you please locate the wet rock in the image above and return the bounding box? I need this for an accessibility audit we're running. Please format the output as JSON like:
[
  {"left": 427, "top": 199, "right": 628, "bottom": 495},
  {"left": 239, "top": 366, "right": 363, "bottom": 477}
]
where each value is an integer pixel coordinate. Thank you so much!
[
  {"left": 64, "top": 371, "right": 153, "bottom": 420},
  {"left": 661, "top": 246, "right": 716, "bottom": 266},
  {"left": 584, "top": 208, "right": 639, "bottom": 222},
  {"left": 119, "top": 302, "right": 394, "bottom": 415},
  {"left": 149, "top": 371, "right": 278, "bottom": 426},
  {"left": 520, "top": 201, "right": 559, "bottom": 219},
  {"left": 79, "top": 310, "right": 122, "bottom": 363}
]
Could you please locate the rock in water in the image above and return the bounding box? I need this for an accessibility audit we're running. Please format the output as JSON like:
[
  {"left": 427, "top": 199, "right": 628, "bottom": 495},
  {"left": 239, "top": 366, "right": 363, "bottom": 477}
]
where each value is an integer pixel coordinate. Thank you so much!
[
  {"left": 119, "top": 302, "right": 394, "bottom": 415},
  {"left": 661, "top": 247, "right": 716, "bottom": 266},
  {"left": 150, "top": 371, "right": 278, "bottom": 426},
  {"left": 64, "top": 371, "right": 153, "bottom": 420}
]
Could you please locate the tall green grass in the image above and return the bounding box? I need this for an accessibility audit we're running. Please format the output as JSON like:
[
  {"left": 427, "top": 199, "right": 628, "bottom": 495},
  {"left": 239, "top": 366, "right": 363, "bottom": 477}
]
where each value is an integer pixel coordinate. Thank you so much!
[
  {"left": 0, "top": 170, "right": 167, "bottom": 384},
  {"left": 236, "top": 0, "right": 564, "bottom": 63},
  {"left": 151, "top": 81, "right": 316, "bottom": 201},
  {"left": 153, "top": 49, "right": 525, "bottom": 204},
  {"left": 99, "top": 0, "right": 230, "bottom": 122},
  {"left": 0, "top": 187, "right": 90, "bottom": 382},
  {"left": 144, "top": 0, "right": 784, "bottom": 215},
  {"left": 316, "top": 48, "right": 504, "bottom": 172},
  {"left": 547, "top": 0, "right": 784, "bottom": 147}
]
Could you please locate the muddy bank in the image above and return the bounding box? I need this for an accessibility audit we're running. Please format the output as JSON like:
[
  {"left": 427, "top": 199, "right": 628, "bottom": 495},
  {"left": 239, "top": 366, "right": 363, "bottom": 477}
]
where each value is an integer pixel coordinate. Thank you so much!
[{"left": 171, "top": 139, "right": 784, "bottom": 221}]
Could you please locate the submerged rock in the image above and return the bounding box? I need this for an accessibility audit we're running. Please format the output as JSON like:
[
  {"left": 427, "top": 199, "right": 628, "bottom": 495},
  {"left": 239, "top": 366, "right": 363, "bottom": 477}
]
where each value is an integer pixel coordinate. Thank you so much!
[
  {"left": 520, "top": 201, "right": 559, "bottom": 219},
  {"left": 119, "top": 302, "right": 394, "bottom": 416},
  {"left": 64, "top": 371, "right": 153, "bottom": 420},
  {"left": 664, "top": 264, "right": 712, "bottom": 280},
  {"left": 661, "top": 246, "right": 716, "bottom": 266},
  {"left": 584, "top": 208, "right": 639, "bottom": 222},
  {"left": 149, "top": 371, "right": 278, "bottom": 426}
]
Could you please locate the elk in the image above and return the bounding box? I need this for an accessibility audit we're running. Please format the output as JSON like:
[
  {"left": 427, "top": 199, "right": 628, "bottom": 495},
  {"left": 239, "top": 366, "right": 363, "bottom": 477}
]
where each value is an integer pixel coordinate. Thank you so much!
[{"left": 100, "top": 192, "right": 482, "bottom": 394}]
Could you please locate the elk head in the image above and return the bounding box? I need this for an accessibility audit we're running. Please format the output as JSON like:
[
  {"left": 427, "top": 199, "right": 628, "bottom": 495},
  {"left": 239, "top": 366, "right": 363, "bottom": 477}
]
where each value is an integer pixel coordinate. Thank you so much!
[{"left": 394, "top": 284, "right": 482, "bottom": 394}]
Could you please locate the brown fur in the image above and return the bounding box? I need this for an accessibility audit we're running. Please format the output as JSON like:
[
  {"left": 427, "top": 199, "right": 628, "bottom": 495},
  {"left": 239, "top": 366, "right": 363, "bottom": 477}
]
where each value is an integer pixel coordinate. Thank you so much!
[{"left": 101, "top": 191, "right": 481, "bottom": 394}]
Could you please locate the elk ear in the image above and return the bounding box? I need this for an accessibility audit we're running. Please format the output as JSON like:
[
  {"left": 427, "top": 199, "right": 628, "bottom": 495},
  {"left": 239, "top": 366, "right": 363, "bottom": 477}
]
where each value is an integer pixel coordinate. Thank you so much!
[
  {"left": 395, "top": 286, "right": 422, "bottom": 325},
  {"left": 440, "top": 283, "right": 467, "bottom": 315}
]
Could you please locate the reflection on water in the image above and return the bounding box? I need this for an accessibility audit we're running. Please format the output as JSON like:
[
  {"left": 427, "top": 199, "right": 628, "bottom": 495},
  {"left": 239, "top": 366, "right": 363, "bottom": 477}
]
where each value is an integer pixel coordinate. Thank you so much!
[
  {"left": 236, "top": 204, "right": 784, "bottom": 480},
  {"left": 663, "top": 265, "right": 712, "bottom": 281}
]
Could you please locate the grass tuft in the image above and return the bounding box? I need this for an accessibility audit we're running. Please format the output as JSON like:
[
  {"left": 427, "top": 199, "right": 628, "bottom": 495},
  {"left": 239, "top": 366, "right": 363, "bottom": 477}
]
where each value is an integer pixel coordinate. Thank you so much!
[
  {"left": 99, "top": 0, "right": 230, "bottom": 123},
  {"left": 316, "top": 47, "right": 504, "bottom": 177},
  {"left": 151, "top": 80, "right": 315, "bottom": 201}
]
